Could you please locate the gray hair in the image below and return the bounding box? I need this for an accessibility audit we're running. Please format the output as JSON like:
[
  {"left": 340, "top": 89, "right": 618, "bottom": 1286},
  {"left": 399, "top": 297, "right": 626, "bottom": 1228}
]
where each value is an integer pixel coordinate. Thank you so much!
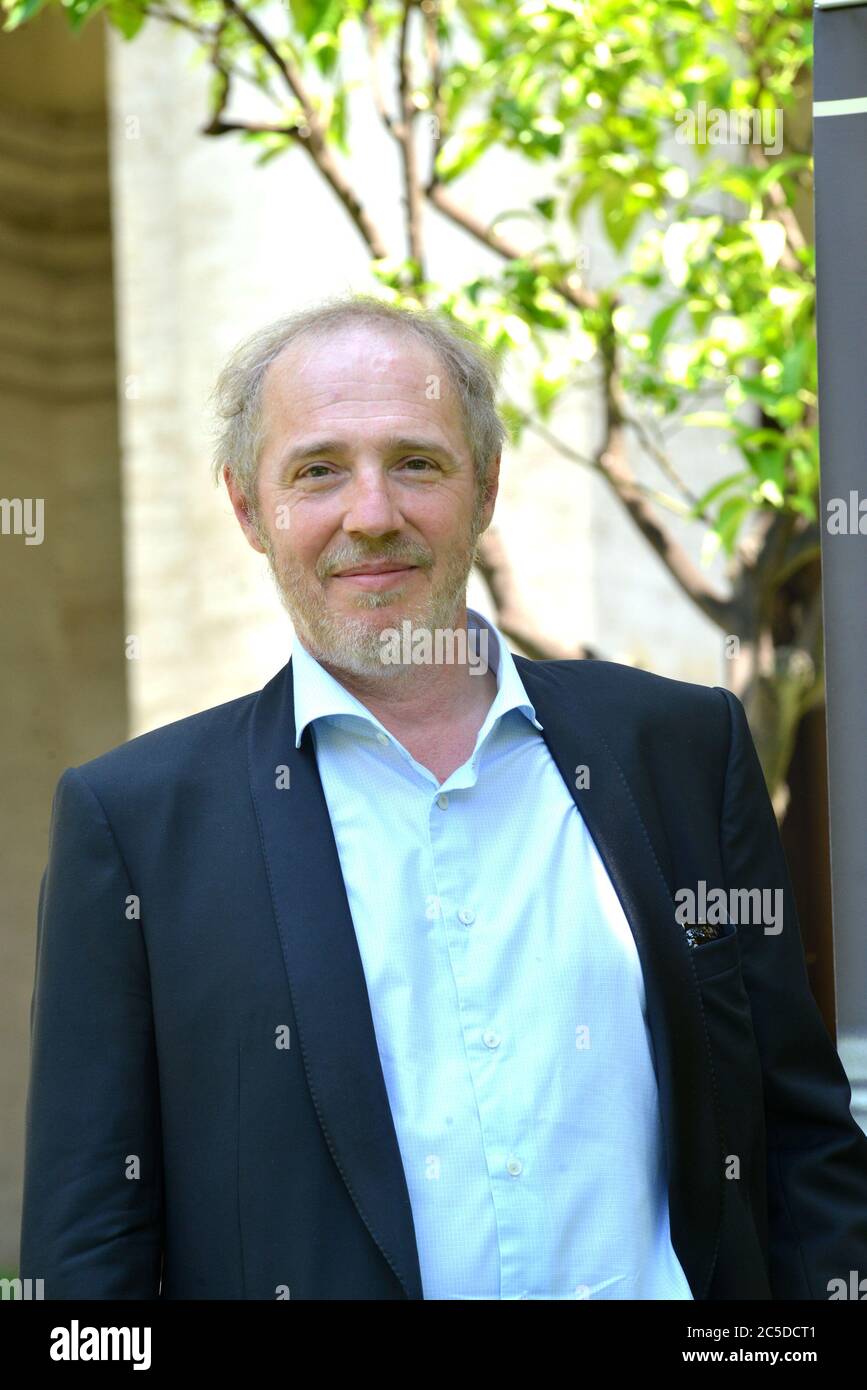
[{"left": 209, "top": 292, "right": 508, "bottom": 515}]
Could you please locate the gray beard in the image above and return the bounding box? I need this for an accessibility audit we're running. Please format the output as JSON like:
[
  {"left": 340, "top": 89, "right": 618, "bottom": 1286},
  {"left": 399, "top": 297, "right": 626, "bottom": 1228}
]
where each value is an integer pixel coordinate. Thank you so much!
[{"left": 254, "top": 497, "right": 487, "bottom": 681}]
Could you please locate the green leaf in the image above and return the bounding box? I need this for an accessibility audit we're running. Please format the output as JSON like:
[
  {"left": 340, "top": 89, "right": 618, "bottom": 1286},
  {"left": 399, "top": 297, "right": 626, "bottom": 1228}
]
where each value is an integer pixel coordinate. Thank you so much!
[
  {"left": 756, "top": 154, "right": 811, "bottom": 196},
  {"left": 602, "top": 187, "right": 640, "bottom": 252},
  {"left": 288, "top": 0, "right": 339, "bottom": 41},
  {"left": 533, "top": 197, "right": 557, "bottom": 222},
  {"left": 778, "top": 338, "right": 812, "bottom": 396},
  {"left": 62, "top": 0, "right": 107, "bottom": 31},
  {"left": 330, "top": 84, "right": 349, "bottom": 155},
  {"left": 716, "top": 171, "right": 758, "bottom": 205},
  {"left": 681, "top": 411, "right": 732, "bottom": 429},
  {"left": 531, "top": 366, "right": 567, "bottom": 418},
  {"left": 745, "top": 448, "right": 787, "bottom": 494},
  {"left": 435, "top": 126, "right": 491, "bottom": 183},
  {"left": 106, "top": 0, "right": 147, "bottom": 39},
  {"left": 714, "top": 495, "right": 752, "bottom": 554},
  {"left": 647, "top": 299, "right": 685, "bottom": 358},
  {"left": 788, "top": 495, "right": 817, "bottom": 522},
  {"left": 2, "top": 0, "right": 46, "bottom": 31},
  {"left": 689, "top": 471, "right": 751, "bottom": 518},
  {"left": 240, "top": 130, "right": 295, "bottom": 167}
]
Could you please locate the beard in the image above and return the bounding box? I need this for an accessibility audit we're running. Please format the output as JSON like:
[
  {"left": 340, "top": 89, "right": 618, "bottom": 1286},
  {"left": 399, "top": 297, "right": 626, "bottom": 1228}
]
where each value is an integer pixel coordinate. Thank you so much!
[{"left": 253, "top": 488, "right": 488, "bottom": 681}]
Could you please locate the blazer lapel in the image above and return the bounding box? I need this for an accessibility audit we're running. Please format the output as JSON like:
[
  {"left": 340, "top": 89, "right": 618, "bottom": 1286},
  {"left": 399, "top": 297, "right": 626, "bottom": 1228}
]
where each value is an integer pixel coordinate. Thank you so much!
[
  {"left": 513, "top": 654, "right": 725, "bottom": 1300},
  {"left": 248, "top": 655, "right": 424, "bottom": 1300}
]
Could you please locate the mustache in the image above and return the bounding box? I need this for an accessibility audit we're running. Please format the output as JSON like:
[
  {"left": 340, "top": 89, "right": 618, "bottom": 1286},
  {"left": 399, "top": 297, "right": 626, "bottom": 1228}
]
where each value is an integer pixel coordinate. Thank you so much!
[{"left": 321, "top": 550, "right": 430, "bottom": 576}]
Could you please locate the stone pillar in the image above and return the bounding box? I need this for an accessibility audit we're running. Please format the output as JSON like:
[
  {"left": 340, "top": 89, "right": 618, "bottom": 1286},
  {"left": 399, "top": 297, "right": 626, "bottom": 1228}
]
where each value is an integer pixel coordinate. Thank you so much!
[{"left": 0, "top": 10, "right": 126, "bottom": 1270}]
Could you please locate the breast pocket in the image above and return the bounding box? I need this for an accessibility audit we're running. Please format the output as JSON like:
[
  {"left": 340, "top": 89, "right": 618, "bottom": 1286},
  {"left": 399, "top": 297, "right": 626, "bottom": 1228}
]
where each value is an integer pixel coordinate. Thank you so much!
[{"left": 689, "top": 923, "right": 742, "bottom": 983}]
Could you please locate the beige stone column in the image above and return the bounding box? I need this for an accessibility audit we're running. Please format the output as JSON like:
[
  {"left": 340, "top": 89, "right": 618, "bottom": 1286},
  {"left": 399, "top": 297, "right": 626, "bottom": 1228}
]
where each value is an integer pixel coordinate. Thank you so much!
[{"left": 0, "top": 11, "right": 126, "bottom": 1271}]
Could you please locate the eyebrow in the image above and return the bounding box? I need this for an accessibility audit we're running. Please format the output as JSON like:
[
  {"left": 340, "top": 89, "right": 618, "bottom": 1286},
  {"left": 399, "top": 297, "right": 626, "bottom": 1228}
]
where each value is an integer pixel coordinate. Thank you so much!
[{"left": 279, "top": 434, "right": 457, "bottom": 469}]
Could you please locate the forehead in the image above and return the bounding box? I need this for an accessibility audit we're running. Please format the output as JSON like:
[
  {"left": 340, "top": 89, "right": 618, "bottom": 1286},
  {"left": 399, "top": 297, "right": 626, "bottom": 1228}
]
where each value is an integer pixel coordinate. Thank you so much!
[{"left": 260, "top": 323, "right": 463, "bottom": 441}]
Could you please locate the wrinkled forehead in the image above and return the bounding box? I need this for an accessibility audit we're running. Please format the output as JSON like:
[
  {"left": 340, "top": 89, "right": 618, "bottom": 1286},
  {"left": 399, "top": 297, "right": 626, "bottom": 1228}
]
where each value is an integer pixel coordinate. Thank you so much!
[{"left": 261, "top": 324, "right": 452, "bottom": 415}]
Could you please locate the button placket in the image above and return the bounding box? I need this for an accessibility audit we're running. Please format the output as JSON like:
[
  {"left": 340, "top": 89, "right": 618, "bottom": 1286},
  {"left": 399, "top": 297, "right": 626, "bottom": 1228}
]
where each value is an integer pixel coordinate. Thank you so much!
[{"left": 426, "top": 762, "right": 529, "bottom": 1298}]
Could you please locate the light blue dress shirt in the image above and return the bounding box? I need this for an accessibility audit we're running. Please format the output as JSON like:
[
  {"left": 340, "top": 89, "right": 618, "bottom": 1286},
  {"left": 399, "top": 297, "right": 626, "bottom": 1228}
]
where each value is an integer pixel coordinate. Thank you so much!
[{"left": 291, "top": 606, "right": 694, "bottom": 1300}]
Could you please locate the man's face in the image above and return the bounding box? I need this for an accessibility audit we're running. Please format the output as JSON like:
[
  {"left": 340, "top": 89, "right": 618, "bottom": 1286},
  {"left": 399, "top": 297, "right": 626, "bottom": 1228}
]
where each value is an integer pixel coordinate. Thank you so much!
[{"left": 227, "top": 324, "right": 499, "bottom": 678}]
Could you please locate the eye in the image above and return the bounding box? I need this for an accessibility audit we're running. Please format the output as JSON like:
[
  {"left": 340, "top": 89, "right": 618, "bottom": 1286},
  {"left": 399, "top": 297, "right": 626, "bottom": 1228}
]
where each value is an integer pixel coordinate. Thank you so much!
[
  {"left": 297, "top": 464, "right": 332, "bottom": 480},
  {"left": 296, "top": 457, "right": 439, "bottom": 482}
]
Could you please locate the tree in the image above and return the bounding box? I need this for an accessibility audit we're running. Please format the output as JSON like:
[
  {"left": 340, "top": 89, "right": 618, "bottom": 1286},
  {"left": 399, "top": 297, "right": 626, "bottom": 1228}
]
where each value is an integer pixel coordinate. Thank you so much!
[{"left": 5, "top": 0, "right": 820, "bottom": 818}]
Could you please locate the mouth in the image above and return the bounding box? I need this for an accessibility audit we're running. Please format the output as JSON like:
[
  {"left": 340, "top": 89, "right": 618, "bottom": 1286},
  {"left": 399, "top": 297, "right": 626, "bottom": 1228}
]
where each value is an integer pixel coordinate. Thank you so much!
[{"left": 332, "top": 564, "right": 419, "bottom": 591}]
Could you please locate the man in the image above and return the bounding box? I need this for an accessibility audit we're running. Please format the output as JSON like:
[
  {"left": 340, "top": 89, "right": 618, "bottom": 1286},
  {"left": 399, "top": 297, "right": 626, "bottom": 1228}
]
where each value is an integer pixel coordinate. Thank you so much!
[{"left": 20, "top": 295, "right": 867, "bottom": 1300}]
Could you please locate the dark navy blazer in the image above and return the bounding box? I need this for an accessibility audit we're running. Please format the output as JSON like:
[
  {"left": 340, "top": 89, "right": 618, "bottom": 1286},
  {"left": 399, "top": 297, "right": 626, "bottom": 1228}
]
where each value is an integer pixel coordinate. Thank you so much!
[{"left": 19, "top": 654, "right": 867, "bottom": 1298}]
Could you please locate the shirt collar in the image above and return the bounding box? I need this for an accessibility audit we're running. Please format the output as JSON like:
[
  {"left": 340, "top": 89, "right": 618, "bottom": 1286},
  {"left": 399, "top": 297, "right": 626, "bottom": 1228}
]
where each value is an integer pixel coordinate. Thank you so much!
[{"left": 291, "top": 605, "right": 543, "bottom": 750}]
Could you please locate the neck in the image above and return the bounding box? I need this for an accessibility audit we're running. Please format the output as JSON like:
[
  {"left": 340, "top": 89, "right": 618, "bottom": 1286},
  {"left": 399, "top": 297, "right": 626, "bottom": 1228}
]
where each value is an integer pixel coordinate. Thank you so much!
[{"left": 305, "top": 613, "right": 497, "bottom": 733}]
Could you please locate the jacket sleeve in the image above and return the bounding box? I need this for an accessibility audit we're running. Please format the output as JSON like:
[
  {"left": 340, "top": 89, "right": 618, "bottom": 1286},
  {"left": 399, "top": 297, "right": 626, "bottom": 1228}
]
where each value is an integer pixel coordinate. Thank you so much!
[
  {"left": 19, "top": 766, "right": 163, "bottom": 1298},
  {"left": 716, "top": 686, "right": 867, "bottom": 1299}
]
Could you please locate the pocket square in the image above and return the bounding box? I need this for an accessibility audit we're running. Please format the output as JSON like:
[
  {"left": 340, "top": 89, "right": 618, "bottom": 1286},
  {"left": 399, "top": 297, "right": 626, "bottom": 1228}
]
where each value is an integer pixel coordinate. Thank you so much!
[{"left": 684, "top": 921, "right": 723, "bottom": 947}]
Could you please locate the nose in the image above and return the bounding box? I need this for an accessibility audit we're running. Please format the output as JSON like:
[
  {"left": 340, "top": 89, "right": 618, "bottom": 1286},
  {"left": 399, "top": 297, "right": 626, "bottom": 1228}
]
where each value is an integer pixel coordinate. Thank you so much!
[{"left": 340, "top": 465, "right": 406, "bottom": 537}]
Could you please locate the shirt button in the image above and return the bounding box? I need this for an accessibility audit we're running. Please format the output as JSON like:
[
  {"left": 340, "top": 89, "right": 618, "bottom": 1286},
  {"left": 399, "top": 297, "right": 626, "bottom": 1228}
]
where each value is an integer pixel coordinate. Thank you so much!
[
  {"left": 482, "top": 1030, "right": 500, "bottom": 1049},
  {"left": 376, "top": 732, "right": 389, "bottom": 745},
  {"left": 506, "top": 1157, "right": 523, "bottom": 1177},
  {"left": 458, "top": 908, "right": 475, "bottom": 925},
  {"left": 437, "top": 793, "right": 449, "bottom": 809}
]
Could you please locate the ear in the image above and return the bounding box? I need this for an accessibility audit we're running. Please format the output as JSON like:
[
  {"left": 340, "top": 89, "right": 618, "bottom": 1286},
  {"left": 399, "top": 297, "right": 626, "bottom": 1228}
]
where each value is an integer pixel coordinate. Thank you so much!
[
  {"left": 479, "top": 454, "right": 501, "bottom": 530},
  {"left": 224, "top": 465, "right": 266, "bottom": 554}
]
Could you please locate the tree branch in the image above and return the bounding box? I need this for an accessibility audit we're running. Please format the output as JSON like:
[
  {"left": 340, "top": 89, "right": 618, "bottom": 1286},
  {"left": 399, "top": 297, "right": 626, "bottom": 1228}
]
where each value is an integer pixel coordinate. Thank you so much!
[
  {"left": 747, "top": 144, "right": 809, "bottom": 273},
  {"left": 473, "top": 527, "right": 597, "bottom": 660},
  {"left": 217, "top": 0, "right": 391, "bottom": 260},
  {"left": 361, "top": 3, "right": 396, "bottom": 134},
  {"left": 426, "top": 182, "right": 598, "bottom": 313},
  {"left": 620, "top": 409, "right": 705, "bottom": 513},
  {"left": 422, "top": 0, "right": 446, "bottom": 170},
  {"left": 597, "top": 420, "right": 735, "bottom": 629},
  {"left": 397, "top": 0, "right": 426, "bottom": 274},
  {"left": 520, "top": 410, "right": 734, "bottom": 629},
  {"left": 147, "top": 5, "right": 280, "bottom": 103}
]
